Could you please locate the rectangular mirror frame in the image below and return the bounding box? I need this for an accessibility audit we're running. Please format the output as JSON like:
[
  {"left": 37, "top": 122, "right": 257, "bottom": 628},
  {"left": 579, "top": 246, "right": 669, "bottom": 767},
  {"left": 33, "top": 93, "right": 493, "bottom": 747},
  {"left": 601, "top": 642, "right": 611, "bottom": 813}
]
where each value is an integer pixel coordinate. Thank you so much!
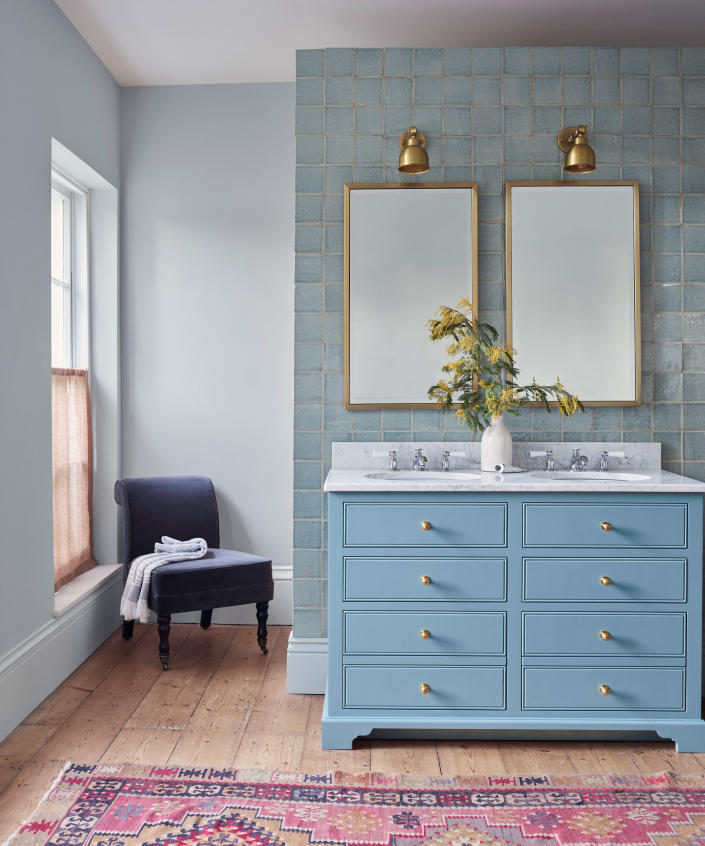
[
  {"left": 505, "top": 180, "right": 641, "bottom": 407},
  {"left": 344, "top": 182, "right": 479, "bottom": 410}
]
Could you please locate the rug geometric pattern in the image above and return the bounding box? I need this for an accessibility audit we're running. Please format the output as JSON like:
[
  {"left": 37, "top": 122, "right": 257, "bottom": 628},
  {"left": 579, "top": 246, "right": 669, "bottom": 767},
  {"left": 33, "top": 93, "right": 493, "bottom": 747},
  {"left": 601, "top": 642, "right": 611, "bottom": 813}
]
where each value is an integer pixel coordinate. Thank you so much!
[{"left": 8, "top": 762, "right": 705, "bottom": 846}]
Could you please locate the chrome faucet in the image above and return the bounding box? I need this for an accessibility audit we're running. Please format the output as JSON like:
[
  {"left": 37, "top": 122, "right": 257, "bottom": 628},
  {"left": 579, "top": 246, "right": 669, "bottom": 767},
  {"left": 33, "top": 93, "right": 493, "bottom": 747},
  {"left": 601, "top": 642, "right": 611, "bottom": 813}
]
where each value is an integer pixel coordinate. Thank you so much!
[
  {"left": 441, "top": 450, "right": 450, "bottom": 472},
  {"left": 570, "top": 448, "right": 588, "bottom": 472},
  {"left": 411, "top": 448, "right": 428, "bottom": 472},
  {"left": 388, "top": 450, "right": 398, "bottom": 471}
]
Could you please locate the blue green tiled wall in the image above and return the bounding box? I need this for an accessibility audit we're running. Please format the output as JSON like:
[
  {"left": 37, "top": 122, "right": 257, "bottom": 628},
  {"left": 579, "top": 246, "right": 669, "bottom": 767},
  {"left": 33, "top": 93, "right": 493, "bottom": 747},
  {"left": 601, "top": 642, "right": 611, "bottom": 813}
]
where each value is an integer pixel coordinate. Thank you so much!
[{"left": 294, "top": 46, "right": 705, "bottom": 637}]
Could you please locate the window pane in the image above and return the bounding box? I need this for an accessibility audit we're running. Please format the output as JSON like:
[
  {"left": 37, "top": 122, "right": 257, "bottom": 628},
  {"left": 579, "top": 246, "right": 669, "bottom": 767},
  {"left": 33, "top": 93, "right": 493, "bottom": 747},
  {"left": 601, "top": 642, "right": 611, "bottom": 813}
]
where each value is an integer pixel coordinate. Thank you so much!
[
  {"left": 51, "top": 181, "right": 73, "bottom": 368},
  {"left": 51, "top": 191, "right": 66, "bottom": 282},
  {"left": 51, "top": 282, "right": 71, "bottom": 368}
]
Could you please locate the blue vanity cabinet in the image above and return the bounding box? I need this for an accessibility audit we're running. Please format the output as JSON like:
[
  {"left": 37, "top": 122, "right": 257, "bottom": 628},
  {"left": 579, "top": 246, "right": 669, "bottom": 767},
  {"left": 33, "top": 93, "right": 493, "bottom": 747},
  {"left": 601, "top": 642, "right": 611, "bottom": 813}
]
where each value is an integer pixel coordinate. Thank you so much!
[{"left": 322, "top": 490, "right": 705, "bottom": 751}]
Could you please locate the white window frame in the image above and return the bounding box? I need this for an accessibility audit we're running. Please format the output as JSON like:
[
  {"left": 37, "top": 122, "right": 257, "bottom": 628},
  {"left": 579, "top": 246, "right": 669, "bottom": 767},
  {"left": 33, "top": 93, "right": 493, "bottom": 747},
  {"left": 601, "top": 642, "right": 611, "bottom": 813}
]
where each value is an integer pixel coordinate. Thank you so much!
[{"left": 51, "top": 168, "right": 90, "bottom": 370}]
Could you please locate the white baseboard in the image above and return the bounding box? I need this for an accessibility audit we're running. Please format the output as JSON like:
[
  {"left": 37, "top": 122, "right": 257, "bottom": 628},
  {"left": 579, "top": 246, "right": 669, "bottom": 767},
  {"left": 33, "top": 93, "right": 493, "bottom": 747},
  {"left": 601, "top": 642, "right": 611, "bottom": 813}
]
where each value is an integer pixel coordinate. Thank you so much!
[
  {"left": 173, "top": 565, "right": 292, "bottom": 626},
  {"left": 0, "top": 570, "right": 123, "bottom": 743},
  {"left": 286, "top": 633, "right": 328, "bottom": 693}
]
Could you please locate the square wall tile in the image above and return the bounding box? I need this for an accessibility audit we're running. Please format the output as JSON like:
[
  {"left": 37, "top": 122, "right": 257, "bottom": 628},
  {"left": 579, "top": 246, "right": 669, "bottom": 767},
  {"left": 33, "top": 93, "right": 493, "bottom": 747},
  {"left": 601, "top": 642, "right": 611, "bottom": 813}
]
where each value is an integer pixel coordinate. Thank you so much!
[
  {"left": 593, "top": 47, "right": 620, "bottom": 75},
  {"left": 473, "top": 48, "right": 501, "bottom": 75},
  {"left": 504, "top": 47, "right": 531, "bottom": 75},
  {"left": 355, "top": 48, "right": 383, "bottom": 76},
  {"left": 652, "top": 48, "right": 681, "bottom": 76},
  {"left": 414, "top": 48, "right": 442, "bottom": 76},
  {"left": 533, "top": 47, "right": 561, "bottom": 75},
  {"left": 683, "top": 49, "right": 705, "bottom": 75},
  {"left": 562, "top": 48, "right": 591, "bottom": 75},
  {"left": 384, "top": 47, "right": 412, "bottom": 76},
  {"left": 297, "top": 50, "right": 324, "bottom": 77},
  {"left": 326, "top": 48, "right": 353, "bottom": 76},
  {"left": 621, "top": 48, "right": 650, "bottom": 76},
  {"left": 444, "top": 48, "right": 472, "bottom": 76}
]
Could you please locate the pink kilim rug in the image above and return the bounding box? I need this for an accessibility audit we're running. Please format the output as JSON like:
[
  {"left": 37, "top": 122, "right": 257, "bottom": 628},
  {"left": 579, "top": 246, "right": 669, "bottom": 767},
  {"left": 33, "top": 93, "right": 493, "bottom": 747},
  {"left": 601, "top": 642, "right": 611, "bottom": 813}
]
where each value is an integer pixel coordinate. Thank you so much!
[{"left": 7, "top": 762, "right": 705, "bottom": 846}]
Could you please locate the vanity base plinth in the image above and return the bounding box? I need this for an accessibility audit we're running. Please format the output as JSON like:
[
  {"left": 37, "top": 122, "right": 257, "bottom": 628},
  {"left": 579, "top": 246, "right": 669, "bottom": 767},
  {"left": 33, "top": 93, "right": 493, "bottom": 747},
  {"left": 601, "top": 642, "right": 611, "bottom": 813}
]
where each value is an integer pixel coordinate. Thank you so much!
[
  {"left": 321, "top": 704, "right": 705, "bottom": 751},
  {"left": 657, "top": 723, "right": 705, "bottom": 753}
]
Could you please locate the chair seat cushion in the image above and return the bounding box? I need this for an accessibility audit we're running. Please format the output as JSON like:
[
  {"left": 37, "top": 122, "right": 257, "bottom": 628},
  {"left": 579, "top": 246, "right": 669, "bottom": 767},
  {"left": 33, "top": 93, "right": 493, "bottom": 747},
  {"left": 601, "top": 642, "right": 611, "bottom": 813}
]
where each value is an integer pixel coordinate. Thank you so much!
[{"left": 149, "top": 548, "right": 274, "bottom": 616}]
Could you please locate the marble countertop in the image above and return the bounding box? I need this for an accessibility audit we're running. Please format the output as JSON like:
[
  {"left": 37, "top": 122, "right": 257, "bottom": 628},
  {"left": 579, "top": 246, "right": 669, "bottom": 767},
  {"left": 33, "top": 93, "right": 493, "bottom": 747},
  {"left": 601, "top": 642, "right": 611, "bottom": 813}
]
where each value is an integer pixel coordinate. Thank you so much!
[{"left": 324, "top": 467, "right": 705, "bottom": 493}]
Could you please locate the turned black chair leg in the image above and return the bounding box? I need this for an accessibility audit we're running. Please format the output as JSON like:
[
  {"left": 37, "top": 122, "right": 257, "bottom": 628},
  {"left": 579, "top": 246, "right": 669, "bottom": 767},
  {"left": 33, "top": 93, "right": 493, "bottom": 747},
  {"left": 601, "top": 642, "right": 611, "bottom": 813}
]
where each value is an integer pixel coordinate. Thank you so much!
[
  {"left": 157, "top": 615, "right": 171, "bottom": 670},
  {"left": 122, "top": 619, "right": 134, "bottom": 640},
  {"left": 200, "top": 608, "right": 213, "bottom": 629},
  {"left": 256, "top": 601, "right": 269, "bottom": 654}
]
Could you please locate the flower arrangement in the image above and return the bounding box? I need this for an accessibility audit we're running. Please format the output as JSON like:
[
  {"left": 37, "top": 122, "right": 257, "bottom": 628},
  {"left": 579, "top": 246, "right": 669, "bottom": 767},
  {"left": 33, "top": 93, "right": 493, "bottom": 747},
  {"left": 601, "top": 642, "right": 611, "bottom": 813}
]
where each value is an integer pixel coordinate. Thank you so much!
[{"left": 427, "top": 298, "right": 583, "bottom": 432}]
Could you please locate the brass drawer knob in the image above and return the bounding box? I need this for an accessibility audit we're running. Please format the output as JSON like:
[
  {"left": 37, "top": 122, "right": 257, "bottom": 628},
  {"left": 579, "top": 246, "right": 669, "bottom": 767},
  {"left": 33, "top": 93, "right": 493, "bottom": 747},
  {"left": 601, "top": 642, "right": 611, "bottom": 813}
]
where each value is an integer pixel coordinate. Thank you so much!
[
  {"left": 420, "top": 629, "right": 430, "bottom": 640},
  {"left": 601, "top": 521, "right": 612, "bottom": 531},
  {"left": 420, "top": 575, "right": 431, "bottom": 586},
  {"left": 599, "top": 630, "right": 612, "bottom": 641},
  {"left": 419, "top": 683, "right": 430, "bottom": 694},
  {"left": 600, "top": 576, "right": 612, "bottom": 586},
  {"left": 420, "top": 521, "right": 432, "bottom": 531},
  {"left": 599, "top": 684, "right": 611, "bottom": 696}
]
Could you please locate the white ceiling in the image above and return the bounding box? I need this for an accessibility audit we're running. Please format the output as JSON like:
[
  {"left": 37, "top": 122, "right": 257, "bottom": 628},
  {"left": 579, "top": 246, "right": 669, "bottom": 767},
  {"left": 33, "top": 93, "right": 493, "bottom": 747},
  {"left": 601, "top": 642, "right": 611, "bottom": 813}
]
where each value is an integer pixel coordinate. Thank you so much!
[{"left": 55, "top": 0, "right": 705, "bottom": 87}]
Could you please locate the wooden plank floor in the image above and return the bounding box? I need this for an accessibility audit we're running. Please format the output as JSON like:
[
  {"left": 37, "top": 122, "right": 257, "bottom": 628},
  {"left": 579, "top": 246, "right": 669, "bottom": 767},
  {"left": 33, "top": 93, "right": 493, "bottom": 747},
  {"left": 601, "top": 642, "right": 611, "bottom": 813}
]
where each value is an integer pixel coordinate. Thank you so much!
[{"left": 1, "top": 623, "right": 704, "bottom": 839}]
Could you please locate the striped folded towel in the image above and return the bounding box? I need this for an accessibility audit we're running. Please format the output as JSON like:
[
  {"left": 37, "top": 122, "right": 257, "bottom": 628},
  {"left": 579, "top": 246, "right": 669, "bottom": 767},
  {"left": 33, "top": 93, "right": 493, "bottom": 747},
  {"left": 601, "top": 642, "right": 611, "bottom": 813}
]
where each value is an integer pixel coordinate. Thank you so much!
[{"left": 120, "top": 536, "right": 207, "bottom": 624}]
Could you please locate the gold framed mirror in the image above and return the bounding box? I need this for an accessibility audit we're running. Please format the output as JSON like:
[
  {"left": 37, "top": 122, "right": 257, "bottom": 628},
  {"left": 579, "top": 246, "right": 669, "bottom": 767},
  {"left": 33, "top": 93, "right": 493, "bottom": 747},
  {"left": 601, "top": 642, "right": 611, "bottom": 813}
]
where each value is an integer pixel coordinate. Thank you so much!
[
  {"left": 344, "top": 182, "right": 478, "bottom": 409},
  {"left": 506, "top": 180, "right": 641, "bottom": 406}
]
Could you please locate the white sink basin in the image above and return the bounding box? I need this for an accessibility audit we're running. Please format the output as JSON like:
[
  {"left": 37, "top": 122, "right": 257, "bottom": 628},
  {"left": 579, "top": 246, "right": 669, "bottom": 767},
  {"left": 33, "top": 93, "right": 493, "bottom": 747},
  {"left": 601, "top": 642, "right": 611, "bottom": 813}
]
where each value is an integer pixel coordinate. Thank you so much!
[
  {"left": 364, "top": 470, "right": 482, "bottom": 482},
  {"left": 540, "top": 471, "right": 651, "bottom": 482}
]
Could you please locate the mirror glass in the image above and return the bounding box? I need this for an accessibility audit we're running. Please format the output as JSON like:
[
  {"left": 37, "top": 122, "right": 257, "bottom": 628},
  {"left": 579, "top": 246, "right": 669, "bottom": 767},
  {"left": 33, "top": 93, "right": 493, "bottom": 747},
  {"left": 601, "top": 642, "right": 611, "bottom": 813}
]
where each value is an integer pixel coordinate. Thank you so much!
[
  {"left": 506, "top": 181, "right": 640, "bottom": 405},
  {"left": 346, "top": 184, "right": 478, "bottom": 408}
]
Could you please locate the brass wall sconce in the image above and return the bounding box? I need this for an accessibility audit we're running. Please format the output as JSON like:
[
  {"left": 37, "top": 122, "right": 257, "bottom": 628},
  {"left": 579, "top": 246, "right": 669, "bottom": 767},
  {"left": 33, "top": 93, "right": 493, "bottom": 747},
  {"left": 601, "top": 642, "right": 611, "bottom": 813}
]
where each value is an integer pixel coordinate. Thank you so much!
[
  {"left": 399, "top": 127, "right": 429, "bottom": 174},
  {"left": 557, "top": 125, "right": 596, "bottom": 173}
]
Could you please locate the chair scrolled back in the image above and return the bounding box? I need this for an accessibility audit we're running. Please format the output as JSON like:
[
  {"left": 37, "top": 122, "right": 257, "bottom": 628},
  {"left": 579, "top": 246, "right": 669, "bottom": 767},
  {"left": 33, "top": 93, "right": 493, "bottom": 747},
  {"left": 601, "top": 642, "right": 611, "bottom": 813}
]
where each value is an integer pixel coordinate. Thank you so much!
[{"left": 114, "top": 475, "right": 220, "bottom": 574}]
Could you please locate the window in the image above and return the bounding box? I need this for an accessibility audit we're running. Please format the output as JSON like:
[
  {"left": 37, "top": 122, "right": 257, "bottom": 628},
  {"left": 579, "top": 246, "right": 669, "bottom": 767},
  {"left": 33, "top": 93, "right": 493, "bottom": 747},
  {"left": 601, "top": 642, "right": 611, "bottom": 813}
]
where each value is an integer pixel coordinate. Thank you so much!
[
  {"left": 51, "top": 171, "right": 88, "bottom": 369},
  {"left": 50, "top": 168, "right": 96, "bottom": 590}
]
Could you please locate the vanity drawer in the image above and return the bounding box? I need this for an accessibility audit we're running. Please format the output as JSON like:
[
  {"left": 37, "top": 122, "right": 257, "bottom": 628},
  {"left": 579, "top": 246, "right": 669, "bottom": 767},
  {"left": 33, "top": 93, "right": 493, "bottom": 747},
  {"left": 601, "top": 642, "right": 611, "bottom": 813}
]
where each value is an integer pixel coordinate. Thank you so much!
[
  {"left": 523, "top": 558, "right": 687, "bottom": 602},
  {"left": 523, "top": 503, "right": 687, "bottom": 549},
  {"left": 522, "top": 667, "right": 684, "bottom": 711},
  {"left": 344, "top": 502, "right": 507, "bottom": 548},
  {"left": 344, "top": 557, "right": 507, "bottom": 601},
  {"left": 523, "top": 613, "right": 685, "bottom": 657},
  {"left": 345, "top": 611, "right": 505, "bottom": 655},
  {"left": 344, "top": 666, "right": 505, "bottom": 709}
]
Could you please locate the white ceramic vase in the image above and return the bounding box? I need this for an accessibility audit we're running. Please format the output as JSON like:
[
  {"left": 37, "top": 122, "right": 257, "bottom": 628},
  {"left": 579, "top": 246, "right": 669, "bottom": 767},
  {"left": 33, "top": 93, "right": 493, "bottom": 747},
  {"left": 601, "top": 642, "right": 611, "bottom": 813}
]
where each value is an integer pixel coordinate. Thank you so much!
[{"left": 480, "top": 414, "right": 513, "bottom": 471}]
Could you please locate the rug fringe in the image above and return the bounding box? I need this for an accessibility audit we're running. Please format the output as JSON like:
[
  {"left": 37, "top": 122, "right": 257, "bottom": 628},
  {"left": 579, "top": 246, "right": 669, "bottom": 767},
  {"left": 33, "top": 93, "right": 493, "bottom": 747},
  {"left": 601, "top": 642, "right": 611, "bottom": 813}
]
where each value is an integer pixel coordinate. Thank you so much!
[{"left": 1, "top": 760, "right": 72, "bottom": 846}]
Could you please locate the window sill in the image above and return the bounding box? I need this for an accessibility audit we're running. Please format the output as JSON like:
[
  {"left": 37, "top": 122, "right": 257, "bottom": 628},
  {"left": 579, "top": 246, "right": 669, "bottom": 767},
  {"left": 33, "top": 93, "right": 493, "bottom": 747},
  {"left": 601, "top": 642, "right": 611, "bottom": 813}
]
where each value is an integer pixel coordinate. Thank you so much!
[{"left": 54, "top": 563, "right": 122, "bottom": 618}]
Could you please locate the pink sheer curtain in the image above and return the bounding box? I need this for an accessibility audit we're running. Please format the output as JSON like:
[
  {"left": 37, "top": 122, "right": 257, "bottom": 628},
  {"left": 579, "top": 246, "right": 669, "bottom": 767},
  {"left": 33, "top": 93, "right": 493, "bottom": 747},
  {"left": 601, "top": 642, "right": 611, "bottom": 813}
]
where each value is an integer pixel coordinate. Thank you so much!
[{"left": 51, "top": 368, "right": 97, "bottom": 590}]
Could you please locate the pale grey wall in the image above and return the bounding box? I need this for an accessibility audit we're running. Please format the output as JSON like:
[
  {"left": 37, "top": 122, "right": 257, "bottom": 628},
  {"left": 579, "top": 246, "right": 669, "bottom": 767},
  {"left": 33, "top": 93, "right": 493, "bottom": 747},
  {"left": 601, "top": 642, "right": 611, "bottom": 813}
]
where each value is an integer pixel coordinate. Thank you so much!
[
  {"left": 120, "top": 84, "right": 295, "bottom": 580},
  {"left": 0, "top": 0, "right": 119, "bottom": 657}
]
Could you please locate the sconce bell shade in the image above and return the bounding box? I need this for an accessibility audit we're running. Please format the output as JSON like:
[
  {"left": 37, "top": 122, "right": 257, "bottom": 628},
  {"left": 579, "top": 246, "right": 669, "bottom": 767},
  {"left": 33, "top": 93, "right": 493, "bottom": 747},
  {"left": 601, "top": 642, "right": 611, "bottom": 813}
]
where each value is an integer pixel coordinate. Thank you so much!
[
  {"left": 557, "top": 124, "right": 596, "bottom": 173},
  {"left": 399, "top": 126, "right": 430, "bottom": 174}
]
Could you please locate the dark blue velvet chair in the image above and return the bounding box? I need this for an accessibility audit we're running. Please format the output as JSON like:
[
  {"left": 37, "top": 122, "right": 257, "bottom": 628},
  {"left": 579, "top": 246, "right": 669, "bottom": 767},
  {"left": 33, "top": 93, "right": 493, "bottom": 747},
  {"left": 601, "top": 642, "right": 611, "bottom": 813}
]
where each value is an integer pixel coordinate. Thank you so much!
[{"left": 115, "top": 475, "right": 273, "bottom": 669}]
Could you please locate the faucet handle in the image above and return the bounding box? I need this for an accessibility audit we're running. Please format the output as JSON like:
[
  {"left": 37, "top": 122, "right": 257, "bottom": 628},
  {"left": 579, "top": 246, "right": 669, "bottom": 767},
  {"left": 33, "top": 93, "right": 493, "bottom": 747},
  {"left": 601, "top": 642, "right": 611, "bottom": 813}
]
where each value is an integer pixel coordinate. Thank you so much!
[
  {"left": 373, "top": 449, "right": 399, "bottom": 471},
  {"left": 530, "top": 448, "right": 555, "bottom": 471},
  {"left": 600, "top": 448, "right": 625, "bottom": 472}
]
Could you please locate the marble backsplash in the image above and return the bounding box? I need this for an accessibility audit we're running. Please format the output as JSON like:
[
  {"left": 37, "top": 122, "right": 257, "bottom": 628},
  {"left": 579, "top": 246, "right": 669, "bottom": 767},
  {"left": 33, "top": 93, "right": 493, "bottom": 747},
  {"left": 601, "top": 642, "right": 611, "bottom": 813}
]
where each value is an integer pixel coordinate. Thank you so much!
[{"left": 332, "top": 440, "right": 662, "bottom": 472}]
